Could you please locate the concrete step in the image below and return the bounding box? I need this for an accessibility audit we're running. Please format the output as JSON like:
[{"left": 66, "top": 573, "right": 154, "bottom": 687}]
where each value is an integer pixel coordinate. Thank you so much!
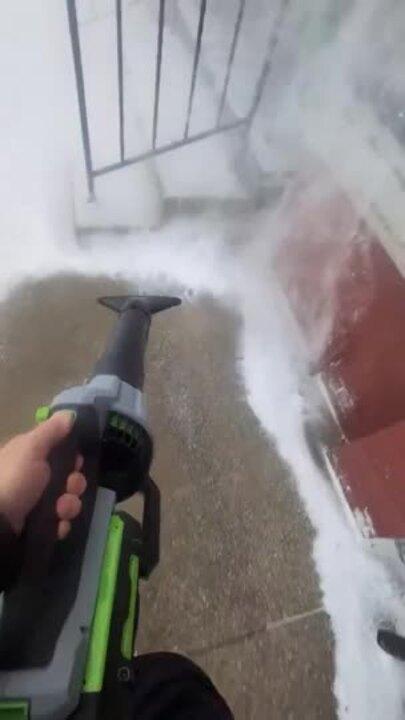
[{"left": 72, "top": 0, "right": 277, "bottom": 229}]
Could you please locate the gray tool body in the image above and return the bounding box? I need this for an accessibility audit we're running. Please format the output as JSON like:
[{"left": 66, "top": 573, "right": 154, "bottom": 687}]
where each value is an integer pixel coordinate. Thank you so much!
[{"left": 0, "top": 295, "right": 181, "bottom": 720}]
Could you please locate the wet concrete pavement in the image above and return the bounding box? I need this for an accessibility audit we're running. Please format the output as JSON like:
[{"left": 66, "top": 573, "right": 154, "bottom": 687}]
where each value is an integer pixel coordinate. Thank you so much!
[{"left": 0, "top": 274, "right": 336, "bottom": 719}]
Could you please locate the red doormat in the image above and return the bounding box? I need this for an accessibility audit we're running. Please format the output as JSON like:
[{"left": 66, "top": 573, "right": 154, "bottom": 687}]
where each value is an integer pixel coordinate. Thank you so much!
[
  {"left": 276, "top": 171, "right": 405, "bottom": 538},
  {"left": 329, "top": 422, "right": 405, "bottom": 539}
]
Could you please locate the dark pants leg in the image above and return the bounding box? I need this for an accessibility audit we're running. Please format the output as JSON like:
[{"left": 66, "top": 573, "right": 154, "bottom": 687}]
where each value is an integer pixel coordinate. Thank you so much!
[{"left": 130, "top": 652, "right": 233, "bottom": 720}]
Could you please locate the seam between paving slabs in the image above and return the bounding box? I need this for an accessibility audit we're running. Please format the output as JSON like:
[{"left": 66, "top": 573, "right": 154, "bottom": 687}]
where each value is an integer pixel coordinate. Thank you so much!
[{"left": 187, "top": 606, "right": 325, "bottom": 658}]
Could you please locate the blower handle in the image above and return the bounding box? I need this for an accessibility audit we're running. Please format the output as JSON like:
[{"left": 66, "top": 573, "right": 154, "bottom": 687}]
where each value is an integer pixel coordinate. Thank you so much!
[
  {"left": 0, "top": 404, "right": 101, "bottom": 669},
  {"left": 22, "top": 405, "right": 99, "bottom": 583}
]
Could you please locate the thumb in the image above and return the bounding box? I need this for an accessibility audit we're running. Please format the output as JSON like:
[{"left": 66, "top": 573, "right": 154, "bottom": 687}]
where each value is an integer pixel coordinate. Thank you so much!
[{"left": 29, "top": 411, "right": 76, "bottom": 457}]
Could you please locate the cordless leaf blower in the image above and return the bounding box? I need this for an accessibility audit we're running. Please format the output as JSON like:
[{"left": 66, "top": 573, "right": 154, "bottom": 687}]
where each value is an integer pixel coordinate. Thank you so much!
[{"left": 0, "top": 295, "right": 181, "bottom": 720}]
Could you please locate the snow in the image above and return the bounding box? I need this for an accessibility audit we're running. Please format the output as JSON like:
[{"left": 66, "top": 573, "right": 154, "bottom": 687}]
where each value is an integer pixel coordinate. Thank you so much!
[{"left": 2, "top": 1, "right": 405, "bottom": 718}]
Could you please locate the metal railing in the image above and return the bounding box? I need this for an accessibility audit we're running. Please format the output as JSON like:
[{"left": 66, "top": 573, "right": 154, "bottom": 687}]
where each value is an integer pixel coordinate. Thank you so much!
[{"left": 67, "top": 0, "right": 288, "bottom": 200}]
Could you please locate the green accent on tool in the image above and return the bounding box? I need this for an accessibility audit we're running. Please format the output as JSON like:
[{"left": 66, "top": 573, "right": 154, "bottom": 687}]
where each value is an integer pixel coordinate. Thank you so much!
[
  {"left": 83, "top": 515, "right": 124, "bottom": 693},
  {"left": 121, "top": 554, "right": 139, "bottom": 660},
  {"left": 106, "top": 411, "right": 138, "bottom": 449},
  {"left": 0, "top": 702, "right": 29, "bottom": 720},
  {"left": 109, "top": 413, "right": 119, "bottom": 429},
  {"left": 35, "top": 406, "right": 50, "bottom": 424}
]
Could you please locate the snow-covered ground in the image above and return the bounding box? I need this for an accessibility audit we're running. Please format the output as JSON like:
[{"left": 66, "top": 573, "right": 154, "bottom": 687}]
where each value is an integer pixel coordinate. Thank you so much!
[{"left": 2, "top": 1, "right": 405, "bottom": 718}]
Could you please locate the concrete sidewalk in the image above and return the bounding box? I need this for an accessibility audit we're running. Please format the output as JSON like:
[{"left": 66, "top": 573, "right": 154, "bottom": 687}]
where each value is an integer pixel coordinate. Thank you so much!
[{"left": 0, "top": 274, "right": 335, "bottom": 719}]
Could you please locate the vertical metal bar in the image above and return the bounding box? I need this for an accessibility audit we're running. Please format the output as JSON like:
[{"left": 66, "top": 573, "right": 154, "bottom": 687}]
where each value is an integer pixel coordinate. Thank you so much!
[
  {"left": 116, "top": 0, "right": 125, "bottom": 162},
  {"left": 216, "top": 0, "right": 246, "bottom": 127},
  {"left": 245, "top": 0, "right": 289, "bottom": 130},
  {"left": 184, "top": 0, "right": 207, "bottom": 139},
  {"left": 66, "top": 0, "right": 95, "bottom": 200},
  {"left": 152, "top": 0, "right": 165, "bottom": 149}
]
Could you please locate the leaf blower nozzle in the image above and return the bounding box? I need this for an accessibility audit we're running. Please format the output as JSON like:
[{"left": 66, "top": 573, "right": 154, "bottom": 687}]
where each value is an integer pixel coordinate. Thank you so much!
[{"left": 94, "top": 295, "right": 181, "bottom": 390}]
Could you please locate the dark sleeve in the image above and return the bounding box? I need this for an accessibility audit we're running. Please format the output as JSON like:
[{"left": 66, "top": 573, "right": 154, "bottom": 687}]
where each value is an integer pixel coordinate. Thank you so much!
[
  {"left": 131, "top": 652, "right": 234, "bottom": 720},
  {"left": 0, "top": 515, "right": 23, "bottom": 592}
]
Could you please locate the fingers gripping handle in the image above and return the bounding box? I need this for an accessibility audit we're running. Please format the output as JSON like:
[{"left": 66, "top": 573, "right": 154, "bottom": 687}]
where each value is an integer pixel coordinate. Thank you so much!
[
  {"left": 22, "top": 426, "right": 80, "bottom": 582},
  {"left": 0, "top": 405, "right": 101, "bottom": 669},
  {"left": 22, "top": 406, "right": 100, "bottom": 583}
]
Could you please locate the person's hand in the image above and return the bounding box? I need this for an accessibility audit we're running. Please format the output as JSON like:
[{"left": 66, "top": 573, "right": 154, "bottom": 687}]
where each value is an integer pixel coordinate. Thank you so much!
[{"left": 0, "top": 412, "right": 87, "bottom": 539}]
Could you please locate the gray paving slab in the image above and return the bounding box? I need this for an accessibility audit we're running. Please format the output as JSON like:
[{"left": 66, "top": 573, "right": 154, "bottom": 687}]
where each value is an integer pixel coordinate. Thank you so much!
[{"left": 196, "top": 610, "right": 336, "bottom": 720}]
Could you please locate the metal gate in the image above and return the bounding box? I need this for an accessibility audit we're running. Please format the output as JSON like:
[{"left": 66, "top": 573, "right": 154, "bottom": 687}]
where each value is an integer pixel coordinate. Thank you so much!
[{"left": 67, "top": 0, "right": 288, "bottom": 200}]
